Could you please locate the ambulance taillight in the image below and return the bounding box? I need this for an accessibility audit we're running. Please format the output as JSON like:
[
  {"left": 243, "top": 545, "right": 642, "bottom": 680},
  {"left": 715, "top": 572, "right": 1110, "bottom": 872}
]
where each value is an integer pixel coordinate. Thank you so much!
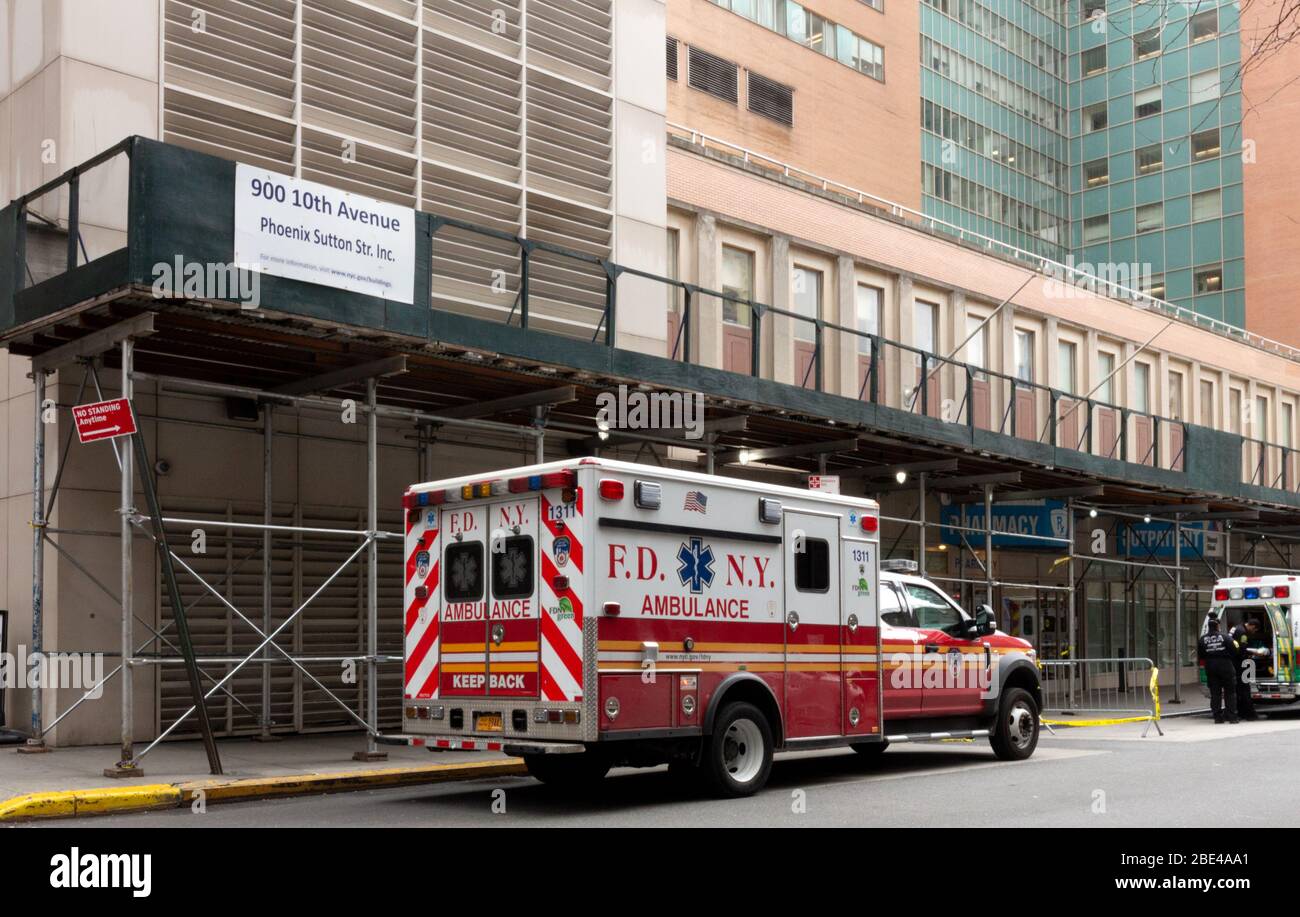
[
  {"left": 1214, "top": 589, "right": 1229, "bottom": 601},
  {"left": 1276, "top": 586, "right": 1291, "bottom": 598},
  {"left": 598, "top": 479, "right": 625, "bottom": 500},
  {"left": 860, "top": 514, "right": 879, "bottom": 534},
  {"left": 541, "top": 470, "right": 577, "bottom": 489}
]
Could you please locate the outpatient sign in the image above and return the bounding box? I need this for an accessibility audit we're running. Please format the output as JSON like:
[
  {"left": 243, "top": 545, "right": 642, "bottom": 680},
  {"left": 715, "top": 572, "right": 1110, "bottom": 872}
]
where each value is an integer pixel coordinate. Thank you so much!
[{"left": 234, "top": 164, "right": 415, "bottom": 304}]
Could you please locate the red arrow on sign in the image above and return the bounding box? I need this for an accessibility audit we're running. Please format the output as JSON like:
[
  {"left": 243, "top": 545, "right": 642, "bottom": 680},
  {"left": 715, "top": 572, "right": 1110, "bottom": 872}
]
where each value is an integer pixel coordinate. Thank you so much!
[{"left": 72, "top": 398, "right": 138, "bottom": 444}]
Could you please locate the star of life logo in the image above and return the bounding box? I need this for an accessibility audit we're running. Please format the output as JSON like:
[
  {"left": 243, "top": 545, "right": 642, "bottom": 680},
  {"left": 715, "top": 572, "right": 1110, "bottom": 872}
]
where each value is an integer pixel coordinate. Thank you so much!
[{"left": 676, "top": 537, "right": 715, "bottom": 594}]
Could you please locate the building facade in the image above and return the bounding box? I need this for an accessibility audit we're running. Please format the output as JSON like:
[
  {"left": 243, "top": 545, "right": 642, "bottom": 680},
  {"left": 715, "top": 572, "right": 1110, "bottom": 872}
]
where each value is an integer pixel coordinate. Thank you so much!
[{"left": 3, "top": 0, "right": 1300, "bottom": 751}]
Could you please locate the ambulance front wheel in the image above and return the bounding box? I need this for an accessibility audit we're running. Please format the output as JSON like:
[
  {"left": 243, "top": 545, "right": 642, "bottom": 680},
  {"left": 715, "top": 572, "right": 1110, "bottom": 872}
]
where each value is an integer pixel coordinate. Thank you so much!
[
  {"left": 989, "top": 687, "right": 1040, "bottom": 761},
  {"left": 703, "top": 702, "right": 774, "bottom": 798},
  {"left": 523, "top": 752, "right": 610, "bottom": 788}
]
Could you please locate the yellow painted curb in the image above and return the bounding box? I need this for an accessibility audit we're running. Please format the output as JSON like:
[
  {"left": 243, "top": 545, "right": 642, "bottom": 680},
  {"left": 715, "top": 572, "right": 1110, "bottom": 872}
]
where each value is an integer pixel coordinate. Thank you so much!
[
  {"left": 178, "top": 759, "right": 528, "bottom": 804},
  {"left": 0, "top": 759, "right": 529, "bottom": 821},
  {"left": 0, "top": 784, "right": 181, "bottom": 822}
]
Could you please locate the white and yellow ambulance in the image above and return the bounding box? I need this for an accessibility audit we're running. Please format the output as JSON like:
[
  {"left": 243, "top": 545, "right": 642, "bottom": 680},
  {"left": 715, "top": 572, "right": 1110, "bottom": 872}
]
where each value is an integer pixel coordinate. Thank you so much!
[{"left": 1202, "top": 576, "right": 1300, "bottom": 707}]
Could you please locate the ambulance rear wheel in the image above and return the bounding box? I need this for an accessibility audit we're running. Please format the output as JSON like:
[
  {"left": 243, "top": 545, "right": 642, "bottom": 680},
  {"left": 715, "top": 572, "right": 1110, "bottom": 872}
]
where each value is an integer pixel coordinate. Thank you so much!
[
  {"left": 704, "top": 702, "right": 774, "bottom": 798},
  {"left": 989, "top": 687, "right": 1039, "bottom": 761},
  {"left": 523, "top": 752, "right": 610, "bottom": 788}
]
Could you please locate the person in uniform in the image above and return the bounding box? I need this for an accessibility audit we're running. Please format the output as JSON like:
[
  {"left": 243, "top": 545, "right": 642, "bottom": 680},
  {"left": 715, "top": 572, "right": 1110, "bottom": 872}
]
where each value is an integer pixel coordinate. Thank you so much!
[
  {"left": 1229, "top": 617, "right": 1268, "bottom": 722},
  {"left": 1198, "top": 613, "right": 1238, "bottom": 724}
]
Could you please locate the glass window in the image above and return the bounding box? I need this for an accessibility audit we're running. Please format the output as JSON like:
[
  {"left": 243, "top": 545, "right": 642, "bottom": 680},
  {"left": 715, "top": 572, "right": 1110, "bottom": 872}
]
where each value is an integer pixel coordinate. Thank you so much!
[
  {"left": 1284, "top": 403, "right": 1294, "bottom": 448},
  {"left": 1134, "top": 86, "right": 1162, "bottom": 118},
  {"left": 1134, "top": 28, "right": 1161, "bottom": 60},
  {"left": 1098, "top": 351, "right": 1116, "bottom": 403},
  {"left": 966, "top": 315, "right": 988, "bottom": 374},
  {"left": 792, "top": 266, "right": 821, "bottom": 342},
  {"left": 1195, "top": 265, "right": 1223, "bottom": 294},
  {"left": 721, "top": 245, "right": 754, "bottom": 327},
  {"left": 492, "top": 535, "right": 534, "bottom": 599},
  {"left": 444, "top": 542, "right": 484, "bottom": 602},
  {"left": 794, "top": 538, "right": 829, "bottom": 592},
  {"left": 1191, "top": 9, "right": 1218, "bottom": 42},
  {"left": 915, "top": 300, "right": 938, "bottom": 354},
  {"left": 1168, "top": 370, "right": 1184, "bottom": 420},
  {"left": 1143, "top": 271, "right": 1166, "bottom": 299},
  {"left": 1257, "top": 396, "right": 1269, "bottom": 441},
  {"left": 1058, "top": 340, "right": 1077, "bottom": 394},
  {"left": 1083, "top": 0, "right": 1105, "bottom": 20},
  {"left": 1083, "top": 102, "right": 1108, "bottom": 133},
  {"left": 1136, "top": 202, "right": 1164, "bottom": 233},
  {"left": 1190, "top": 70, "right": 1221, "bottom": 105},
  {"left": 1015, "top": 329, "right": 1035, "bottom": 383},
  {"left": 1193, "top": 189, "right": 1222, "bottom": 221},
  {"left": 1200, "top": 379, "right": 1215, "bottom": 427},
  {"left": 1134, "top": 362, "right": 1151, "bottom": 413},
  {"left": 1084, "top": 158, "right": 1109, "bottom": 187},
  {"left": 880, "top": 582, "right": 915, "bottom": 628},
  {"left": 1082, "top": 46, "right": 1106, "bottom": 76},
  {"left": 905, "top": 583, "right": 963, "bottom": 629},
  {"left": 666, "top": 228, "right": 680, "bottom": 314},
  {"left": 1193, "top": 129, "right": 1221, "bottom": 159},
  {"left": 1136, "top": 143, "right": 1163, "bottom": 174},
  {"left": 1230, "top": 388, "right": 1243, "bottom": 434},
  {"left": 1083, "top": 214, "right": 1109, "bottom": 243},
  {"left": 856, "top": 284, "right": 881, "bottom": 354}
]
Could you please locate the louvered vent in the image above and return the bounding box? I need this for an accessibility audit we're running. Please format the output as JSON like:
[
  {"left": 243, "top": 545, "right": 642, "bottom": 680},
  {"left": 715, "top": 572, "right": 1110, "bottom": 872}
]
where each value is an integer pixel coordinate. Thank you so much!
[
  {"left": 666, "top": 36, "right": 678, "bottom": 80},
  {"left": 157, "top": 499, "right": 403, "bottom": 738},
  {"left": 161, "top": 0, "right": 297, "bottom": 170},
  {"left": 164, "top": 0, "right": 616, "bottom": 340},
  {"left": 688, "top": 47, "right": 737, "bottom": 103},
  {"left": 747, "top": 71, "right": 793, "bottom": 126}
]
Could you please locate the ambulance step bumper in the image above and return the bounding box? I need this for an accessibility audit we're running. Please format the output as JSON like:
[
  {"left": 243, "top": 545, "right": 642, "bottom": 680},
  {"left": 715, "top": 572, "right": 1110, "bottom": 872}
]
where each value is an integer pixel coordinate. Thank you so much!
[{"left": 388, "top": 734, "right": 585, "bottom": 755}]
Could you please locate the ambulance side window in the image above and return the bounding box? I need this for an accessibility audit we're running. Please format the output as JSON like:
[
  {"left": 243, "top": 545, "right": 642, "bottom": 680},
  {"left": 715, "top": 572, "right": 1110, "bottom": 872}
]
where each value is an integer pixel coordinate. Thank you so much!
[
  {"left": 906, "top": 583, "right": 963, "bottom": 629},
  {"left": 444, "top": 542, "right": 484, "bottom": 602},
  {"left": 880, "top": 583, "right": 916, "bottom": 628},
  {"left": 794, "top": 538, "right": 830, "bottom": 593},
  {"left": 491, "top": 535, "right": 534, "bottom": 599}
]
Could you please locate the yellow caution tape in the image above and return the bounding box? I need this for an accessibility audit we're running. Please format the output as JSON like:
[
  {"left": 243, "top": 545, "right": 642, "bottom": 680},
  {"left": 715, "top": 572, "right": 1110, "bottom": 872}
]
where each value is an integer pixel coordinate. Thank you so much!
[
  {"left": 1041, "top": 666, "right": 1161, "bottom": 728},
  {"left": 1040, "top": 715, "right": 1155, "bottom": 727}
]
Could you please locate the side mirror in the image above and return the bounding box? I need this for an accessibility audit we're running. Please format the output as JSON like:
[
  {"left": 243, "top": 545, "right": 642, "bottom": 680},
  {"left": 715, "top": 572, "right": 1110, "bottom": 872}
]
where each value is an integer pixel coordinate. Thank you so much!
[{"left": 975, "top": 605, "right": 997, "bottom": 637}]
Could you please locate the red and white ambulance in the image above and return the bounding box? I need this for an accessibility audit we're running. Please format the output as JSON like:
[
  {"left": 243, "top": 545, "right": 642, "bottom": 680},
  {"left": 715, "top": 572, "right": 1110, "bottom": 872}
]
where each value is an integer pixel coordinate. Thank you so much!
[{"left": 400, "top": 458, "right": 1042, "bottom": 796}]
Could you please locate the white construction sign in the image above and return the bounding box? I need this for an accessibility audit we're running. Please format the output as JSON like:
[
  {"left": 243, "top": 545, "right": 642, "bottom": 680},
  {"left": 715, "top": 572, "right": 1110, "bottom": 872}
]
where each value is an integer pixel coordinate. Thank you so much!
[{"left": 234, "top": 164, "right": 415, "bottom": 304}]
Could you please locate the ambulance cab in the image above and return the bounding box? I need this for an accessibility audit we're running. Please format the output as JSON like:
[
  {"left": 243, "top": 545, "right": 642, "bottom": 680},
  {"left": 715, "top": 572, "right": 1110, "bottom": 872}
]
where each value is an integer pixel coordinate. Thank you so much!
[{"left": 1202, "top": 576, "right": 1300, "bottom": 707}]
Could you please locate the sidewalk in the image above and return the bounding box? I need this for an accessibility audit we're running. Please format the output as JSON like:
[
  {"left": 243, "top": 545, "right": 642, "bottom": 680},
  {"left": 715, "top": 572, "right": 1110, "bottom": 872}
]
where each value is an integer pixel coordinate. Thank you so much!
[{"left": 0, "top": 733, "right": 520, "bottom": 820}]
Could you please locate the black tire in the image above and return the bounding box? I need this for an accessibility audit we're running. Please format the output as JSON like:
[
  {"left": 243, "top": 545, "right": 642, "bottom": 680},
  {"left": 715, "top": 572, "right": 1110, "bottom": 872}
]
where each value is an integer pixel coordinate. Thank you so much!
[
  {"left": 989, "top": 687, "right": 1040, "bottom": 761},
  {"left": 522, "top": 752, "right": 610, "bottom": 788},
  {"left": 851, "top": 739, "right": 889, "bottom": 757},
  {"left": 703, "top": 702, "right": 774, "bottom": 798}
]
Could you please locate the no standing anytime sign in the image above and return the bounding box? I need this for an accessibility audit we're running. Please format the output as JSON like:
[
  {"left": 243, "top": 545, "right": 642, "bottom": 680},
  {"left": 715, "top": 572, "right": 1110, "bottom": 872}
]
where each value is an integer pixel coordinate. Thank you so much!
[{"left": 71, "top": 398, "right": 137, "bottom": 444}]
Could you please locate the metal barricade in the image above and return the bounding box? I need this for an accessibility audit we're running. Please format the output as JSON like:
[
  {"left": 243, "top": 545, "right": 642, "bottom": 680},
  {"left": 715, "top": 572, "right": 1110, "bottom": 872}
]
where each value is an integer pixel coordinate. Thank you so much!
[{"left": 1039, "top": 657, "right": 1163, "bottom": 737}]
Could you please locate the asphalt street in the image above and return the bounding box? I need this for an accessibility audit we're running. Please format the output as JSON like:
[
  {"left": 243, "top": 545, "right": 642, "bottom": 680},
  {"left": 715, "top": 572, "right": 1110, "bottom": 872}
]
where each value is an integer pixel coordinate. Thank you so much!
[{"left": 25, "top": 712, "right": 1300, "bottom": 828}]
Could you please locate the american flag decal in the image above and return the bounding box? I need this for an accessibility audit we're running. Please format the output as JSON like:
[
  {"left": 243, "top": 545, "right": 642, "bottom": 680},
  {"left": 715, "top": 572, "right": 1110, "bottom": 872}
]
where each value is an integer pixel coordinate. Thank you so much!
[{"left": 684, "top": 490, "right": 708, "bottom": 513}]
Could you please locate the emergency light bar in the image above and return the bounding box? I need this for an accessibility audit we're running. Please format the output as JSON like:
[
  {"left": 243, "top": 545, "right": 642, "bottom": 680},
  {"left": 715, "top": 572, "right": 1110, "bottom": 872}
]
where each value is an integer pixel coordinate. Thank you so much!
[
  {"left": 402, "top": 469, "right": 579, "bottom": 509},
  {"left": 881, "top": 559, "right": 918, "bottom": 574},
  {"left": 1214, "top": 585, "right": 1291, "bottom": 601}
]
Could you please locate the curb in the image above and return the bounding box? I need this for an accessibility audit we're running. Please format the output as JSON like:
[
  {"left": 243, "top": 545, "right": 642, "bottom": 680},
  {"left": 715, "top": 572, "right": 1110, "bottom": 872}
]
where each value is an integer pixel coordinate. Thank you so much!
[
  {"left": 0, "top": 785, "right": 182, "bottom": 821},
  {"left": 0, "top": 759, "right": 526, "bottom": 822}
]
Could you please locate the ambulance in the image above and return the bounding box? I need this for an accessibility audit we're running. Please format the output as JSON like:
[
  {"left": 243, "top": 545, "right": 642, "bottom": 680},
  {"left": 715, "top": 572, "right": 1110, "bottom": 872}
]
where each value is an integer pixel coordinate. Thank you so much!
[
  {"left": 399, "top": 458, "right": 1043, "bottom": 797},
  {"left": 1202, "top": 575, "right": 1299, "bottom": 706}
]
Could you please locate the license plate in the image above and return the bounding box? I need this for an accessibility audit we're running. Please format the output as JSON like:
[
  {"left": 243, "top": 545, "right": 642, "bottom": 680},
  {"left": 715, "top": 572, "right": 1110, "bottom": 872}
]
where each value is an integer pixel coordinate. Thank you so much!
[{"left": 475, "top": 712, "right": 503, "bottom": 732}]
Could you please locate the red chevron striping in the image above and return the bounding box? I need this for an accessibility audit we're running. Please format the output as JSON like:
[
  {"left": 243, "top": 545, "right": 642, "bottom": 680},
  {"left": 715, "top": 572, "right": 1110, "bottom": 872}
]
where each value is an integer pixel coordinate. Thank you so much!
[{"left": 540, "top": 609, "right": 583, "bottom": 689}]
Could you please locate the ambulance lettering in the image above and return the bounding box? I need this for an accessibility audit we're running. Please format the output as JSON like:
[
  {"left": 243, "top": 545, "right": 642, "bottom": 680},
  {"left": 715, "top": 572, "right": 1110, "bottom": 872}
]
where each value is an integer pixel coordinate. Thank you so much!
[
  {"left": 446, "top": 510, "right": 477, "bottom": 536},
  {"left": 725, "top": 553, "right": 774, "bottom": 588},
  {"left": 489, "top": 598, "right": 531, "bottom": 619}
]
